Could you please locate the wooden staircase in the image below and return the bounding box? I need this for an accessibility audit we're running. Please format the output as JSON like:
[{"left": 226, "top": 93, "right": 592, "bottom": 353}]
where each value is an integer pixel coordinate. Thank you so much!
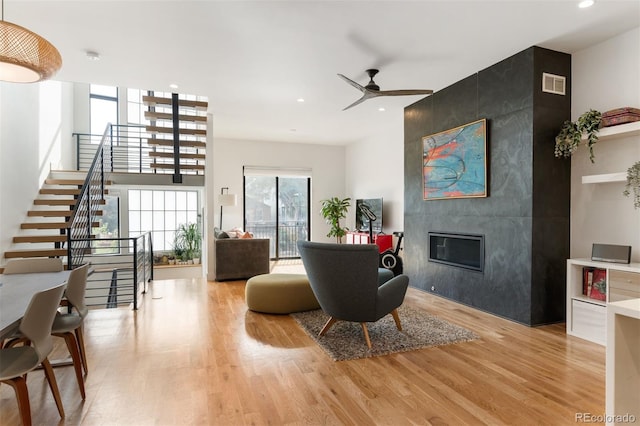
[
  {"left": 143, "top": 94, "right": 208, "bottom": 174},
  {"left": 3, "top": 172, "right": 106, "bottom": 263}
]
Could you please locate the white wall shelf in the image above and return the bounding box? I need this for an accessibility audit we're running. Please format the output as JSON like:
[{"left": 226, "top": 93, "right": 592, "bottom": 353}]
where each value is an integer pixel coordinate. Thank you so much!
[
  {"left": 582, "top": 172, "right": 627, "bottom": 184},
  {"left": 580, "top": 121, "right": 639, "bottom": 185},
  {"left": 582, "top": 121, "right": 640, "bottom": 141}
]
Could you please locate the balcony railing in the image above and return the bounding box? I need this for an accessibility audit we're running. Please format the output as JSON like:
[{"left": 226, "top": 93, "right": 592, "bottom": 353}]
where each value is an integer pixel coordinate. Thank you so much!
[
  {"left": 73, "top": 124, "right": 204, "bottom": 175},
  {"left": 245, "top": 222, "right": 308, "bottom": 259},
  {"left": 74, "top": 232, "right": 153, "bottom": 309}
]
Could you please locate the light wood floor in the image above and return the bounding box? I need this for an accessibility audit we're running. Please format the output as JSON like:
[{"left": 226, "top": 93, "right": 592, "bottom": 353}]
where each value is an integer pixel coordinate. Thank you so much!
[{"left": 0, "top": 270, "right": 606, "bottom": 425}]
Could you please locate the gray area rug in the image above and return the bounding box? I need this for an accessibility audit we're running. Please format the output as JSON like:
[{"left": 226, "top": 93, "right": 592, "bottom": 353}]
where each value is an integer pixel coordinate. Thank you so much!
[{"left": 291, "top": 305, "right": 479, "bottom": 361}]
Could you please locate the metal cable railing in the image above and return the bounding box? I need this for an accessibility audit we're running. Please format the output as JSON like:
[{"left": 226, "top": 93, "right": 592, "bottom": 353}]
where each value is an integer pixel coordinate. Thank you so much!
[
  {"left": 73, "top": 124, "right": 205, "bottom": 175},
  {"left": 67, "top": 124, "right": 113, "bottom": 268},
  {"left": 75, "top": 233, "right": 153, "bottom": 309}
]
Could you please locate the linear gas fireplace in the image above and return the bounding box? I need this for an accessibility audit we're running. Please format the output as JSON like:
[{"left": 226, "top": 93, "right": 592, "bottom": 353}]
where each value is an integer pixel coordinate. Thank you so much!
[{"left": 428, "top": 232, "right": 484, "bottom": 272}]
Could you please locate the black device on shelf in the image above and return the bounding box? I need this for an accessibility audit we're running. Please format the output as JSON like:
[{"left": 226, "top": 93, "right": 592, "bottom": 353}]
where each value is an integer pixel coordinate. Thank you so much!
[{"left": 355, "top": 198, "right": 382, "bottom": 234}]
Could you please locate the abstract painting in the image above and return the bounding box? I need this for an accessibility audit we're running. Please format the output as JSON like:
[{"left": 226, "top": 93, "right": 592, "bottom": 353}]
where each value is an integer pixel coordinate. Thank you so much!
[{"left": 422, "top": 119, "right": 487, "bottom": 200}]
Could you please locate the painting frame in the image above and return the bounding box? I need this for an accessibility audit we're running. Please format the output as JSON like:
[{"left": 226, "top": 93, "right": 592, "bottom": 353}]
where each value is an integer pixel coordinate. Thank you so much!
[{"left": 422, "top": 118, "right": 488, "bottom": 201}]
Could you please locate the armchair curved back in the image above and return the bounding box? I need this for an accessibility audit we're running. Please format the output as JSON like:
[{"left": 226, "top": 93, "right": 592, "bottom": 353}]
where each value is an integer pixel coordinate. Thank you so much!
[{"left": 297, "top": 241, "right": 383, "bottom": 322}]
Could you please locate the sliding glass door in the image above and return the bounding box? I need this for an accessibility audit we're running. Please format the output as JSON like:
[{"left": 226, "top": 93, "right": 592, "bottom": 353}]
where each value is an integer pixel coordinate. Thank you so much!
[{"left": 244, "top": 174, "right": 310, "bottom": 259}]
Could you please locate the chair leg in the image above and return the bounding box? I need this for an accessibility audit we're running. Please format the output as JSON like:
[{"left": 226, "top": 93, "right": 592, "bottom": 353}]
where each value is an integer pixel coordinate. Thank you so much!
[
  {"left": 319, "top": 317, "right": 338, "bottom": 336},
  {"left": 75, "top": 326, "right": 88, "bottom": 375},
  {"left": 391, "top": 309, "right": 402, "bottom": 331},
  {"left": 2, "top": 377, "right": 32, "bottom": 426},
  {"left": 41, "top": 358, "right": 65, "bottom": 419},
  {"left": 360, "top": 323, "right": 372, "bottom": 349},
  {"left": 57, "top": 332, "right": 86, "bottom": 399}
]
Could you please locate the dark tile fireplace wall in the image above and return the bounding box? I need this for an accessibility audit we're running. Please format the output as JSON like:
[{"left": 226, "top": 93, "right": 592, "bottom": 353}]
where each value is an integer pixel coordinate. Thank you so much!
[{"left": 404, "top": 46, "right": 571, "bottom": 326}]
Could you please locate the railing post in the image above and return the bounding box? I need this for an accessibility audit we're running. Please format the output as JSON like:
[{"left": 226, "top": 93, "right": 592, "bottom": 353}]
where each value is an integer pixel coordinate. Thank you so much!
[
  {"left": 133, "top": 237, "right": 138, "bottom": 310},
  {"left": 109, "top": 124, "right": 114, "bottom": 172},
  {"left": 75, "top": 133, "right": 80, "bottom": 170},
  {"left": 171, "top": 93, "right": 182, "bottom": 183}
]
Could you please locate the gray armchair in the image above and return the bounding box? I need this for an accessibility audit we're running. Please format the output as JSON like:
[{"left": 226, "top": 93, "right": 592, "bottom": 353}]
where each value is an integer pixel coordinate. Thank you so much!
[{"left": 297, "top": 241, "right": 409, "bottom": 348}]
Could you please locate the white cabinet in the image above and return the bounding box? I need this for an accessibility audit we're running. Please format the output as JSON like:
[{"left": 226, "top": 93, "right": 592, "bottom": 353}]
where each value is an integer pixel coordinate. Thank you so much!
[{"left": 566, "top": 258, "right": 640, "bottom": 345}]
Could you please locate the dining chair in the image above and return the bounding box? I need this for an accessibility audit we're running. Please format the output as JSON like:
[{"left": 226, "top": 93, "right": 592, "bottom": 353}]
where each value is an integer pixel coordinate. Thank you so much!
[
  {"left": 51, "top": 263, "right": 90, "bottom": 398},
  {"left": 3, "top": 258, "right": 64, "bottom": 274},
  {"left": 0, "top": 283, "right": 67, "bottom": 426}
]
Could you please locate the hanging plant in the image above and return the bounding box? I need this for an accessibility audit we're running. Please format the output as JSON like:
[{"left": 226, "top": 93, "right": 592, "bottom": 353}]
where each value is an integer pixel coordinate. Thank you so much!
[
  {"left": 623, "top": 161, "right": 640, "bottom": 209},
  {"left": 554, "top": 109, "right": 602, "bottom": 163}
]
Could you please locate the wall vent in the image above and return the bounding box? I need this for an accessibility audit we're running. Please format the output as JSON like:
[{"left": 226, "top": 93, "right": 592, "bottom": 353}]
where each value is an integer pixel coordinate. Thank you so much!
[{"left": 542, "top": 73, "right": 566, "bottom": 95}]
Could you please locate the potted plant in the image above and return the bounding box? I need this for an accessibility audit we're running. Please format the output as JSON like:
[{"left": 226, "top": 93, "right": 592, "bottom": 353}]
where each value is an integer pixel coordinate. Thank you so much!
[
  {"left": 623, "top": 161, "right": 640, "bottom": 209},
  {"left": 320, "top": 197, "right": 351, "bottom": 243},
  {"left": 175, "top": 222, "right": 202, "bottom": 262},
  {"left": 554, "top": 109, "right": 602, "bottom": 163}
]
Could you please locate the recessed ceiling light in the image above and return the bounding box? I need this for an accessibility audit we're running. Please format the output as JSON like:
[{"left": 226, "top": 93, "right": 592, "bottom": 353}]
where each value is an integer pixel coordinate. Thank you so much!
[
  {"left": 169, "top": 83, "right": 179, "bottom": 90},
  {"left": 297, "top": 98, "right": 305, "bottom": 103},
  {"left": 378, "top": 107, "right": 386, "bottom": 112},
  {"left": 86, "top": 51, "right": 100, "bottom": 61},
  {"left": 578, "top": 0, "right": 594, "bottom": 8}
]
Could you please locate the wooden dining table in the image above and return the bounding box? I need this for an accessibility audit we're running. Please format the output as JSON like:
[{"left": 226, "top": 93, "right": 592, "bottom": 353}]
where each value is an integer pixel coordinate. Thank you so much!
[{"left": 0, "top": 271, "right": 71, "bottom": 338}]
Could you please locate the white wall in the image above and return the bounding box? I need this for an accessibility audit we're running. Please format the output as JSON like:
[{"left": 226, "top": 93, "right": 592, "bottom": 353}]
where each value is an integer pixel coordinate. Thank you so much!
[
  {"left": 345, "top": 113, "right": 405, "bottom": 234},
  {"left": 212, "top": 137, "right": 345, "bottom": 252},
  {"left": 0, "top": 80, "right": 73, "bottom": 263},
  {"left": 570, "top": 27, "right": 640, "bottom": 261}
]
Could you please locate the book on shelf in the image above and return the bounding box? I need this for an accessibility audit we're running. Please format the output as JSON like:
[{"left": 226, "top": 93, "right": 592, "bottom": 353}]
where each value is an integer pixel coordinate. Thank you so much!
[{"left": 582, "top": 267, "right": 606, "bottom": 301}]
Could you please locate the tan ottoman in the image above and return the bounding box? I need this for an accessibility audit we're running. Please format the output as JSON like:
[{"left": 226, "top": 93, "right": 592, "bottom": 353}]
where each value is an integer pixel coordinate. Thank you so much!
[{"left": 245, "top": 273, "right": 320, "bottom": 314}]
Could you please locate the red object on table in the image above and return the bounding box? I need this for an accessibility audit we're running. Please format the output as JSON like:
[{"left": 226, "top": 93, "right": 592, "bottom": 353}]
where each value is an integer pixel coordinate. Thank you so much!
[{"left": 373, "top": 234, "right": 392, "bottom": 253}]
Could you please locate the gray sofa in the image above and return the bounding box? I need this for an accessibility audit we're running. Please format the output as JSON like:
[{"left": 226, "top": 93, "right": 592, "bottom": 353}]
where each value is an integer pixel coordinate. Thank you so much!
[{"left": 213, "top": 228, "right": 270, "bottom": 281}]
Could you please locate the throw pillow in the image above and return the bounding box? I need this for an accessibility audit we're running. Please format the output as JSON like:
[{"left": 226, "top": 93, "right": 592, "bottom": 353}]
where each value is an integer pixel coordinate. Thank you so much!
[{"left": 240, "top": 231, "right": 253, "bottom": 239}]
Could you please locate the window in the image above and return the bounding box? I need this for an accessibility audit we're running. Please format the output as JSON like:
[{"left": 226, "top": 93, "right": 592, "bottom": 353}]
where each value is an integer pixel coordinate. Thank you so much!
[
  {"left": 128, "top": 189, "right": 199, "bottom": 251},
  {"left": 244, "top": 172, "right": 310, "bottom": 259},
  {"left": 93, "top": 195, "right": 120, "bottom": 254},
  {"left": 90, "top": 84, "right": 118, "bottom": 136}
]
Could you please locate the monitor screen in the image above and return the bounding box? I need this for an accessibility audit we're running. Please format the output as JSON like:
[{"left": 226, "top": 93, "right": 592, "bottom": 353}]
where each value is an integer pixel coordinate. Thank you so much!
[{"left": 355, "top": 198, "right": 383, "bottom": 233}]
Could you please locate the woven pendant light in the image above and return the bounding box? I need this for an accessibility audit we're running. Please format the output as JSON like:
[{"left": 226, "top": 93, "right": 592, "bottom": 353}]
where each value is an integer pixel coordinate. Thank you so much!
[{"left": 0, "top": 2, "right": 62, "bottom": 83}]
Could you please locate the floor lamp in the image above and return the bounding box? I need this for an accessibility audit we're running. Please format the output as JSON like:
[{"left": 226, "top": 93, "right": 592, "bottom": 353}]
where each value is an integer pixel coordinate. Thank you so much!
[{"left": 218, "top": 187, "right": 237, "bottom": 229}]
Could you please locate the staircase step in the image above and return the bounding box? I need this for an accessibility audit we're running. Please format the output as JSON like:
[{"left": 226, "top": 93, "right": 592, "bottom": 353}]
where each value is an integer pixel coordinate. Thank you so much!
[
  {"left": 20, "top": 221, "right": 100, "bottom": 230},
  {"left": 34, "top": 199, "right": 78, "bottom": 206},
  {"left": 4, "top": 248, "right": 67, "bottom": 258},
  {"left": 21, "top": 221, "right": 69, "bottom": 229},
  {"left": 44, "top": 179, "right": 85, "bottom": 186},
  {"left": 144, "top": 111, "right": 207, "bottom": 123},
  {"left": 13, "top": 235, "right": 68, "bottom": 243},
  {"left": 142, "top": 95, "right": 208, "bottom": 111},
  {"left": 146, "top": 139, "right": 206, "bottom": 148},
  {"left": 39, "top": 188, "right": 81, "bottom": 195},
  {"left": 145, "top": 125, "right": 206, "bottom": 136},
  {"left": 150, "top": 163, "right": 205, "bottom": 171},
  {"left": 149, "top": 151, "right": 205, "bottom": 160},
  {"left": 34, "top": 199, "right": 105, "bottom": 206},
  {"left": 28, "top": 210, "right": 103, "bottom": 217}
]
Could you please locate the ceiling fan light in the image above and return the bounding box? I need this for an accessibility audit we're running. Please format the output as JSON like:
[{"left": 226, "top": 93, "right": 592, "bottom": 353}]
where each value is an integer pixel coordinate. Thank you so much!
[{"left": 0, "top": 20, "right": 62, "bottom": 83}]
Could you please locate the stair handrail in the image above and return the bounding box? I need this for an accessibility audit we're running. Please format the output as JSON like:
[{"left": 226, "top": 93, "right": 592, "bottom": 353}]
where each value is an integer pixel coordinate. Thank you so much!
[{"left": 67, "top": 124, "right": 113, "bottom": 268}]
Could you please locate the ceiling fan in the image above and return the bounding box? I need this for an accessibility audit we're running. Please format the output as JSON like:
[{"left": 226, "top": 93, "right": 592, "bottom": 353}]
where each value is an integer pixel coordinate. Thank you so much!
[{"left": 337, "top": 69, "right": 433, "bottom": 110}]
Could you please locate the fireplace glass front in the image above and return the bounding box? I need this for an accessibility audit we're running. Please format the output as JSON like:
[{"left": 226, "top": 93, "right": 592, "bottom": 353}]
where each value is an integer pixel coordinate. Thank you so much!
[{"left": 428, "top": 232, "right": 484, "bottom": 272}]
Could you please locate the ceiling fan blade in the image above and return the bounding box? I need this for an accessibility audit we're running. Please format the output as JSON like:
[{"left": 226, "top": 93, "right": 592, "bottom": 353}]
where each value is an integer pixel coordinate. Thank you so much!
[
  {"left": 338, "top": 73, "right": 366, "bottom": 93},
  {"left": 342, "top": 92, "right": 376, "bottom": 110},
  {"left": 377, "top": 89, "right": 434, "bottom": 96}
]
